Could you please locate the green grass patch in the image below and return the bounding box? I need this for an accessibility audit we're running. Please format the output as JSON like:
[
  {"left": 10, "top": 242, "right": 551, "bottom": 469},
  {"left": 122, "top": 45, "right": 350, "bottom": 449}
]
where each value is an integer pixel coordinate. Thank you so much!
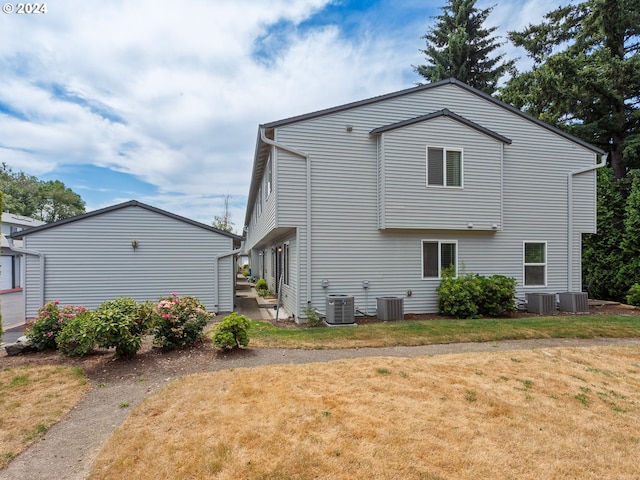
[{"left": 247, "top": 315, "right": 640, "bottom": 349}]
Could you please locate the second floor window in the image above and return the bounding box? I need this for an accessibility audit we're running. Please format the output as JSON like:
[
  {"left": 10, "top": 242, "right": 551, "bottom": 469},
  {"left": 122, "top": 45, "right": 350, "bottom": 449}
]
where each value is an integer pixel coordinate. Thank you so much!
[{"left": 427, "top": 147, "right": 462, "bottom": 187}]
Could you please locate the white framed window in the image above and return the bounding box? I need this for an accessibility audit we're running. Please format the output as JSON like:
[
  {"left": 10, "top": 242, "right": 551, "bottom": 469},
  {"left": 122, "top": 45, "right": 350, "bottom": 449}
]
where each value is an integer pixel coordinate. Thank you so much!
[
  {"left": 257, "top": 186, "right": 262, "bottom": 216},
  {"left": 523, "top": 242, "right": 547, "bottom": 286},
  {"left": 422, "top": 240, "right": 457, "bottom": 278},
  {"left": 427, "top": 146, "right": 463, "bottom": 187}
]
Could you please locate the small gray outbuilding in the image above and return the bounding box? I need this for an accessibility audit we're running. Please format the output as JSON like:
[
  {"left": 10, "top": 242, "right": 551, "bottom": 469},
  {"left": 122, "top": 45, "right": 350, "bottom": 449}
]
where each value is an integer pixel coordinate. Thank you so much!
[{"left": 10, "top": 200, "right": 242, "bottom": 319}]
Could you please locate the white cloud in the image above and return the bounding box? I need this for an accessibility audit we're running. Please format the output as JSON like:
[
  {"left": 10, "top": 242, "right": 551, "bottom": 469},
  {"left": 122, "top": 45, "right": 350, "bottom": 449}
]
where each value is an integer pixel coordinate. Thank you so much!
[{"left": 0, "top": 0, "right": 552, "bottom": 226}]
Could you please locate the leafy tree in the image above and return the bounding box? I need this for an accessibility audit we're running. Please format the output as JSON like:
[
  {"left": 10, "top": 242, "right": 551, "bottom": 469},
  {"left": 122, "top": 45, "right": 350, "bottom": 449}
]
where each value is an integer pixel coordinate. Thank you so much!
[
  {"left": 618, "top": 172, "right": 640, "bottom": 291},
  {"left": 0, "top": 163, "right": 85, "bottom": 222},
  {"left": 36, "top": 180, "right": 86, "bottom": 223},
  {"left": 211, "top": 194, "right": 234, "bottom": 233},
  {"left": 582, "top": 168, "right": 629, "bottom": 300},
  {"left": 414, "top": 0, "right": 514, "bottom": 94},
  {"left": 502, "top": 0, "right": 640, "bottom": 179}
]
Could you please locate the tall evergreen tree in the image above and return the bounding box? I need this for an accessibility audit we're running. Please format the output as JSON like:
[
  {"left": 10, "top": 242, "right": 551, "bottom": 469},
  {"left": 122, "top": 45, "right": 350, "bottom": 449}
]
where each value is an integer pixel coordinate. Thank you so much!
[
  {"left": 414, "top": 0, "right": 514, "bottom": 94},
  {"left": 502, "top": 0, "right": 640, "bottom": 180}
]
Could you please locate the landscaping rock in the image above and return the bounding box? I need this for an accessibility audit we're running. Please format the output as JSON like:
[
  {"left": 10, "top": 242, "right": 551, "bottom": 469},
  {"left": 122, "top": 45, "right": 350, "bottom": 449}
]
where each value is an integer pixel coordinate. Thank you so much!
[{"left": 5, "top": 335, "right": 35, "bottom": 356}]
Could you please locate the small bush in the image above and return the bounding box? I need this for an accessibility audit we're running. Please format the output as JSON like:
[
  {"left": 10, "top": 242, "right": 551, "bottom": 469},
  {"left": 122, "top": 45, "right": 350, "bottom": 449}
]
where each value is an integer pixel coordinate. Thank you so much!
[
  {"left": 213, "top": 313, "right": 251, "bottom": 350},
  {"left": 56, "top": 310, "right": 97, "bottom": 356},
  {"left": 255, "top": 278, "right": 268, "bottom": 290},
  {"left": 437, "top": 268, "right": 517, "bottom": 319},
  {"left": 437, "top": 269, "right": 482, "bottom": 319},
  {"left": 27, "top": 301, "right": 87, "bottom": 351},
  {"left": 152, "top": 293, "right": 213, "bottom": 351},
  {"left": 94, "top": 298, "right": 149, "bottom": 359},
  {"left": 479, "top": 275, "right": 517, "bottom": 317},
  {"left": 303, "top": 307, "right": 322, "bottom": 327},
  {"left": 627, "top": 284, "right": 640, "bottom": 306}
]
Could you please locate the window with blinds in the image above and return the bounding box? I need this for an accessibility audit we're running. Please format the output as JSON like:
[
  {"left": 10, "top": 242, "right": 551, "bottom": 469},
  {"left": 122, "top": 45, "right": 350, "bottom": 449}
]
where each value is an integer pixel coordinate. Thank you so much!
[{"left": 427, "top": 147, "right": 462, "bottom": 187}]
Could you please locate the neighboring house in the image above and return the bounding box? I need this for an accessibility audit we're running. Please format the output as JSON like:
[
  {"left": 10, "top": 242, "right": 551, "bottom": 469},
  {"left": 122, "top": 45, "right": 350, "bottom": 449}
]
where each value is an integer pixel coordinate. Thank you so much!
[
  {"left": 1, "top": 212, "right": 46, "bottom": 290},
  {"left": 243, "top": 78, "right": 605, "bottom": 321},
  {"left": 12, "top": 200, "right": 241, "bottom": 319},
  {"left": 1, "top": 213, "right": 46, "bottom": 326}
]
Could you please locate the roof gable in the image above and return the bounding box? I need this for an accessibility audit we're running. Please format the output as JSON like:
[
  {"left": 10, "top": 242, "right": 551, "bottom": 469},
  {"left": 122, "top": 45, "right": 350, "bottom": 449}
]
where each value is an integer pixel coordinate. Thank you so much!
[
  {"left": 370, "top": 108, "right": 512, "bottom": 144},
  {"left": 261, "top": 78, "right": 603, "bottom": 155},
  {"left": 11, "top": 200, "right": 242, "bottom": 240}
]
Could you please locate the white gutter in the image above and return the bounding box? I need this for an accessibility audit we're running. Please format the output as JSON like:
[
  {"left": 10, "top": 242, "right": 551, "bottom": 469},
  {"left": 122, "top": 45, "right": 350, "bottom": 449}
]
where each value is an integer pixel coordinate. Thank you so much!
[
  {"left": 213, "top": 248, "right": 241, "bottom": 313},
  {"left": 568, "top": 154, "right": 607, "bottom": 291},
  {"left": 259, "top": 127, "right": 311, "bottom": 317},
  {"left": 7, "top": 237, "right": 45, "bottom": 311}
]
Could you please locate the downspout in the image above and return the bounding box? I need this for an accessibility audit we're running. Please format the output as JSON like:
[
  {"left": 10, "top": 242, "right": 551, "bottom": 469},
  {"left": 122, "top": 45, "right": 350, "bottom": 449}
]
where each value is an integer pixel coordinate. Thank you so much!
[
  {"left": 568, "top": 154, "right": 606, "bottom": 291},
  {"left": 7, "top": 237, "right": 45, "bottom": 312},
  {"left": 259, "top": 127, "right": 311, "bottom": 318},
  {"left": 213, "top": 248, "right": 241, "bottom": 313}
]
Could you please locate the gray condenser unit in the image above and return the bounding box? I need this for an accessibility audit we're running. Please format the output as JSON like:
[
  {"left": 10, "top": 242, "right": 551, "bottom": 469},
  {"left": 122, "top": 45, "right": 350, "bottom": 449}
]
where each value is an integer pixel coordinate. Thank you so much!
[
  {"left": 558, "top": 292, "right": 589, "bottom": 313},
  {"left": 376, "top": 297, "right": 404, "bottom": 321},
  {"left": 527, "top": 293, "right": 556, "bottom": 314},
  {"left": 326, "top": 294, "right": 355, "bottom": 324}
]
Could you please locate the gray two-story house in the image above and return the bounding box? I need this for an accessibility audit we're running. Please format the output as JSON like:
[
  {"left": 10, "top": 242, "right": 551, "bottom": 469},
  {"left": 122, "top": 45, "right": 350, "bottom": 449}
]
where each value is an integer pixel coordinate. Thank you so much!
[{"left": 243, "top": 78, "right": 605, "bottom": 322}]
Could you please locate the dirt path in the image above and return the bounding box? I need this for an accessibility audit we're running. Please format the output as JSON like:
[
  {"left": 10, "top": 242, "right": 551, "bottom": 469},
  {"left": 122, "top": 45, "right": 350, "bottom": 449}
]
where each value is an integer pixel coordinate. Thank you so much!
[{"left": 2, "top": 336, "right": 640, "bottom": 480}]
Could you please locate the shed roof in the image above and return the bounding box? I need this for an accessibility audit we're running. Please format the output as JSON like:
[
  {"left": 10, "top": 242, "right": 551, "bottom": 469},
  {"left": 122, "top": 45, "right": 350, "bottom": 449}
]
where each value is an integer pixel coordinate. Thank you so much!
[{"left": 10, "top": 200, "right": 242, "bottom": 241}]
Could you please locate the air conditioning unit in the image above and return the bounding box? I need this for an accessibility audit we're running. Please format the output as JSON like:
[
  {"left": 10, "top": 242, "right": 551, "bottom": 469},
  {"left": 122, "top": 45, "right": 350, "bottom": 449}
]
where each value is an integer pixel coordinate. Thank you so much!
[
  {"left": 376, "top": 297, "right": 404, "bottom": 321},
  {"left": 326, "top": 294, "right": 355, "bottom": 324},
  {"left": 558, "top": 292, "right": 589, "bottom": 313},
  {"left": 527, "top": 293, "right": 556, "bottom": 314}
]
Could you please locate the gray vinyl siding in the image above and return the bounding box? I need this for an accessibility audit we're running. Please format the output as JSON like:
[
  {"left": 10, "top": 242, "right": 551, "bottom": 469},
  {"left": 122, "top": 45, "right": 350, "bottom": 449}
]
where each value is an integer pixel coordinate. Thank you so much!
[
  {"left": 22, "top": 206, "right": 235, "bottom": 317},
  {"left": 248, "top": 82, "right": 600, "bottom": 314},
  {"left": 380, "top": 115, "right": 502, "bottom": 230}
]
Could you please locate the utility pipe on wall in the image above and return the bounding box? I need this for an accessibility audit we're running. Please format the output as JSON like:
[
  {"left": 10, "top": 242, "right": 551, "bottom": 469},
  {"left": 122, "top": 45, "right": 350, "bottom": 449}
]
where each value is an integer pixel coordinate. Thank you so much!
[{"left": 567, "top": 154, "right": 606, "bottom": 292}]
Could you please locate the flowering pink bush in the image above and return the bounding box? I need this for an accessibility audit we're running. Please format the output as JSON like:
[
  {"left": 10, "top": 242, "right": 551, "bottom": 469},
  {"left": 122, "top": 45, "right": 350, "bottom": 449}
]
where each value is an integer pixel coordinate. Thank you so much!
[
  {"left": 151, "top": 293, "right": 214, "bottom": 351},
  {"left": 27, "top": 301, "right": 87, "bottom": 351}
]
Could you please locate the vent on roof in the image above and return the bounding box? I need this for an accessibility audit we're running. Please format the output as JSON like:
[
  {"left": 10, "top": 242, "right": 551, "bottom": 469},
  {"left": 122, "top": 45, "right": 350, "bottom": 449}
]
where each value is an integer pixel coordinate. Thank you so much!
[
  {"left": 527, "top": 293, "right": 556, "bottom": 314},
  {"left": 326, "top": 295, "right": 355, "bottom": 324}
]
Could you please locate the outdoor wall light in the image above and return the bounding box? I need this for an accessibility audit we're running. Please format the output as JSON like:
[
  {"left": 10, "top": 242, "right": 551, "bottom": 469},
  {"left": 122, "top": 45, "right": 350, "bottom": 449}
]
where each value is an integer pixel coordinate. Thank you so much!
[
  {"left": 277, "top": 246, "right": 283, "bottom": 252},
  {"left": 467, "top": 223, "right": 474, "bottom": 229},
  {"left": 131, "top": 239, "right": 139, "bottom": 250},
  {"left": 346, "top": 124, "right": 353, "bottom": 132}
]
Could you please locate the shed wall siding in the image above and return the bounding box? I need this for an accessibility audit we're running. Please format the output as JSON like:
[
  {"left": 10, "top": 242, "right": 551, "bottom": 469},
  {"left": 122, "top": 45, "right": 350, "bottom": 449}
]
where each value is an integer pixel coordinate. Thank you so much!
[{"left": 23, "top": 206, "right": 234, "bottom": 317}]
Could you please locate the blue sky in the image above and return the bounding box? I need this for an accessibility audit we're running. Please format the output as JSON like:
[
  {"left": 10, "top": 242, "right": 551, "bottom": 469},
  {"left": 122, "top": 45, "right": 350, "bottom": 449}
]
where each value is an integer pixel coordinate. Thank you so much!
[{"left": 0, "top": 0, "right": 558, "bottom": 232}]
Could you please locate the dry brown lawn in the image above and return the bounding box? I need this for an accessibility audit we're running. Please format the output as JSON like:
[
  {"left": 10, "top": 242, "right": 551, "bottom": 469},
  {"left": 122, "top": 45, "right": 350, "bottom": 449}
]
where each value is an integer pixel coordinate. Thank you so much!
[
  {"left": 0, "top": 365, "right": 88, "bottom": 467},
  {"left": 89, "top": 346, "right": 640, "bottom": 480}
]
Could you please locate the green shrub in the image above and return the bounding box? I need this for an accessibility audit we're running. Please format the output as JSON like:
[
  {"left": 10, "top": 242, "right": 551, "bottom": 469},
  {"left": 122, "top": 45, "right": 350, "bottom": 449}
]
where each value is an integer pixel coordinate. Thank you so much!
[
  {"left": 242, "top": 268, "right": 249, "bottom": 277},
  {"left": 627, "top": 284, "right": 640, "bottom": 306},
  {"left": 255, "top": 278, "right": 268, "bottom": 290},
  {"left": 56, "top": 310, "right": 97, "bottom": 356},
  {"left": 27, "top": 301, "right": 87, "bottom": 351},
  {"left": 94, "top": 297, "right": 149, "bottom": 359},
  {"left": 437, "top": 269, "right": 482, "bottom": 318},
  {"left": 479, "top": 275, "right": 517, "bottom": 317},
  {"left": 212, "top": 313, "right": 251, "bottom": 350},
  {"left": 303, "top": 306, "right": 322, "bottom": 327},
  {"left": 151, "top": 293, "right": 213, "bottom": 351},
  {"left": 437, "top": 268, "right": 516, "bottom": 319}
]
